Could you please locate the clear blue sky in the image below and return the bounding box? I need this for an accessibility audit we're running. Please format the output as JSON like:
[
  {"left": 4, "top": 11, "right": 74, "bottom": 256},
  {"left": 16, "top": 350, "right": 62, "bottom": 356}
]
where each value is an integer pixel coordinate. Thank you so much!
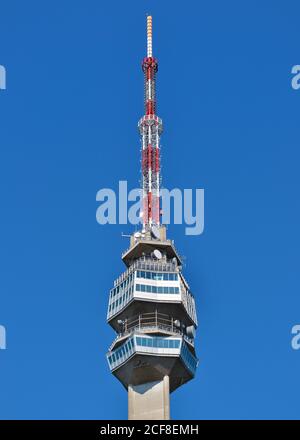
[{"left": 0, "top": 0, "right": 300, "bottom": 420}]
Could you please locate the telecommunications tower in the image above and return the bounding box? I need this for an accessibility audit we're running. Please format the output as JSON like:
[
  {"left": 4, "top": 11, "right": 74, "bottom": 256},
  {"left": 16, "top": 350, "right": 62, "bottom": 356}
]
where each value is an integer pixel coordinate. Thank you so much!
[{"left": 106, "top": 16, "right": 198, "bottom": 420}]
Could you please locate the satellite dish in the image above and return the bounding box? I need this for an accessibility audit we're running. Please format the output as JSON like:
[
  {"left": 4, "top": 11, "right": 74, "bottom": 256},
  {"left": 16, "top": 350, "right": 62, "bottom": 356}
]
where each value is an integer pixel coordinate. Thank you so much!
[
  {"left": 186, "top": 325, "right": 196, "bottom": 339},
  {"left": 174, "top": 319, "right": 181, "bottom": 328},
  {"left": 151, "top": 225, "right": 160, "bottom": 239},
  {"left": 153, "top": 249, "right": 162, "bottom": 260}
]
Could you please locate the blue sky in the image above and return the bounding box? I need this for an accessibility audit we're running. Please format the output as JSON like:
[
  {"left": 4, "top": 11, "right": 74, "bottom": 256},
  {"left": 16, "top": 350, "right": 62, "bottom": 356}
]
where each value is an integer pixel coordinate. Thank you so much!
[{"left": 0, "top": 0, "right": 300, "bottom": 420}]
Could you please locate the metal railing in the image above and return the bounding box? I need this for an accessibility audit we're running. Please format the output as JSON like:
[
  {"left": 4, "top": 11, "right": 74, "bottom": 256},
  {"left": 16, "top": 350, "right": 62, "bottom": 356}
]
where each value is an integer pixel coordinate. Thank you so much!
[
  {"left": 124, "top": 311, "right": 179, "bottom": 333},
  {"left": 113, "top": 256, "right": 178, "bottom": 287},
  {"left": 110, "top": 311, "right": 194, "bottom": 349}
]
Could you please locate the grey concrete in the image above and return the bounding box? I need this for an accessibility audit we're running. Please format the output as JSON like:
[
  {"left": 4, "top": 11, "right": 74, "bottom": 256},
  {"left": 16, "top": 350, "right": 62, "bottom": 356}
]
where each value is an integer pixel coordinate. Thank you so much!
[{"left": 128, "top": 376, "right": 170, "bottom": 420}]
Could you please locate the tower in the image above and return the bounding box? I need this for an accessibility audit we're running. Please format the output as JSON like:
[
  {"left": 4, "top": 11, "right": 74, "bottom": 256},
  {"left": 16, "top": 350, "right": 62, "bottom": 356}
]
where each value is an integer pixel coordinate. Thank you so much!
[{"left": 106, "top": 16, "right": 198, "bottom": 420}]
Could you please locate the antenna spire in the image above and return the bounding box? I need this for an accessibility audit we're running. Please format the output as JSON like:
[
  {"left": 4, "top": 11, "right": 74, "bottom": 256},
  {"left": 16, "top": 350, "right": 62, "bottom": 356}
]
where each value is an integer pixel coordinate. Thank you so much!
[
  {"left": 138, "top": 15, "right": 162, "bottom": 228},
  {"left": 147, "top": 15, "right": 153, "bottom": 57}
]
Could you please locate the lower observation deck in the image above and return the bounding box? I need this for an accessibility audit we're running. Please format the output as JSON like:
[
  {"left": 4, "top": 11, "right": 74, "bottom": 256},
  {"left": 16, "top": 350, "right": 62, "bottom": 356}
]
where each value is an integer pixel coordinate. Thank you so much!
[{"left": 106, "top": 332, "right": 198, "bottom": 392}]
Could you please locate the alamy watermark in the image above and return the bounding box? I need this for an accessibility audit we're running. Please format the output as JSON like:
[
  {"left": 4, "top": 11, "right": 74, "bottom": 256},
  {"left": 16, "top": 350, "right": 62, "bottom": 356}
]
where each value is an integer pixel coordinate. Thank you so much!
[
  {"left": 0, "top": 325, "right": 6, "bottom": 350},
  {"left": 291, "top": 325, "right": 300, "bottom": 350},
  {"left": 0, "top": 65, "right": 6, "bottom": 90},
  {"left": 96, "top": 181, "right": 204, "bottom": 236},
  {"left": 291, "top": 65, "right": 300, "bottom": 90}
]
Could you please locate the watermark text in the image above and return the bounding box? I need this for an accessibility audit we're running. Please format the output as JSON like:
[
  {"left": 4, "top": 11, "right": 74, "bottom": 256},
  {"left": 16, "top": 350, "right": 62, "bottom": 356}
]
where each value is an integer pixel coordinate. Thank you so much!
[
  {"left": 96, "top": 181, "right": 204, "bottom": 236},
  {"left": 291, "top": 65, "right": 300, "bottom": 90},
  {"left": 291, "top": 325, "right": 300, "bottom": 350},
  {"left": 0, "top": 65, "right": 6, "bottom": 90},
  {"left": 0, "top": 325, "right": 6, "bottom": 350}
]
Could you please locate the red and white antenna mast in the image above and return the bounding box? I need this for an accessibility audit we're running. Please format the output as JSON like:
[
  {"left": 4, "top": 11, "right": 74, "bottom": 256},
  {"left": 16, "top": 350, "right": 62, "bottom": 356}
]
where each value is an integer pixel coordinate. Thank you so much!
[{"left": 138, "top": 15, "right": 163, "bottom": 230}]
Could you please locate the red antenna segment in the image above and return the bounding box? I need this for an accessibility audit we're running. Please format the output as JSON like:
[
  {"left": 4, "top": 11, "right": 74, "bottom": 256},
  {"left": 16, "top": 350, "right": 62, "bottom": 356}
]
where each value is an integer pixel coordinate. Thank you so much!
[{"left": 138, "top": 15, "right": 162, "bottom": 228}]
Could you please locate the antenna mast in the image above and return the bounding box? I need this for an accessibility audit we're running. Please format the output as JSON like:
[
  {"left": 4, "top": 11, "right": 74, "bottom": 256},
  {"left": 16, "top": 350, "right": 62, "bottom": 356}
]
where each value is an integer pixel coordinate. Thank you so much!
[{"left": 138, "top": 15, "right": 162, "bottom": 229}]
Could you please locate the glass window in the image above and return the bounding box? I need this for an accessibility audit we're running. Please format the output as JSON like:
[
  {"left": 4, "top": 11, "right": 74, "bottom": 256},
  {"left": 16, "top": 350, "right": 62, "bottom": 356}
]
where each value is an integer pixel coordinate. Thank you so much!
[
  {"left": 147, "top": 338, "right": 153, "bottom": 347},
  {"left": 153, "top": 338, "right": 158, "bottom": 348},
  {"left": 133, "top": 282, "right": 180, "bottom": 295},
  {"left": 163, "top": 273, "right": 168, "bottom": 281},
  {"left": 136, "top": 337, "right": 142, "bottom": 346},
  {"left": 174, "top": 340, "right": 180, "bottom": 348},
  {"left": 145, "top": 272, "right": 151, "bottom": 279},
  {"left": 142, "top": 338, "right": 147, "bottom": 346},
  {"left": 157, "top": 339, "right": 163, "bottom": 348}
]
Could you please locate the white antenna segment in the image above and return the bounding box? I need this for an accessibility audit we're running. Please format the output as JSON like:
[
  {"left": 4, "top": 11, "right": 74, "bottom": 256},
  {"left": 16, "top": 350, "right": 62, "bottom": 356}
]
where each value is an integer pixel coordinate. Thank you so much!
[{"left": 147, "top": 15, "right": 153, "bottom": 57}]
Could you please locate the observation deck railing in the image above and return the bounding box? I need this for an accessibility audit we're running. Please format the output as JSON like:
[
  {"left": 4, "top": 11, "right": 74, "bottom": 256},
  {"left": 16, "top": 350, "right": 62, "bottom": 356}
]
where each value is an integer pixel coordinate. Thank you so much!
[
  {"left": 113, "top": 256, "right": 178, "bottom": 287},
  {"left": 110, "top": 311, "right": 194, "bottom": 350}
]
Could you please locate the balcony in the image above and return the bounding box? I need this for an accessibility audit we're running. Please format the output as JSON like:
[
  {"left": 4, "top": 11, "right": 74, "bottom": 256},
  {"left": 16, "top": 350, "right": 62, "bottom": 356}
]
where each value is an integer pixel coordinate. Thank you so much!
[
  {"left": 107, "top": 332, "right": 198, "bottom": 377},
  {"left": 109, "top": 311, "right": 194, "bottom": 350}
]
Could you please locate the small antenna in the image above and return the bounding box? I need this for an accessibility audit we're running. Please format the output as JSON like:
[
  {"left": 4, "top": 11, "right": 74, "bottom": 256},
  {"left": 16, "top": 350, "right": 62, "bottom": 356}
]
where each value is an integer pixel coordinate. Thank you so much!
[{"left": 121, "top": 233, "right": 131, "bottom": 238}]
